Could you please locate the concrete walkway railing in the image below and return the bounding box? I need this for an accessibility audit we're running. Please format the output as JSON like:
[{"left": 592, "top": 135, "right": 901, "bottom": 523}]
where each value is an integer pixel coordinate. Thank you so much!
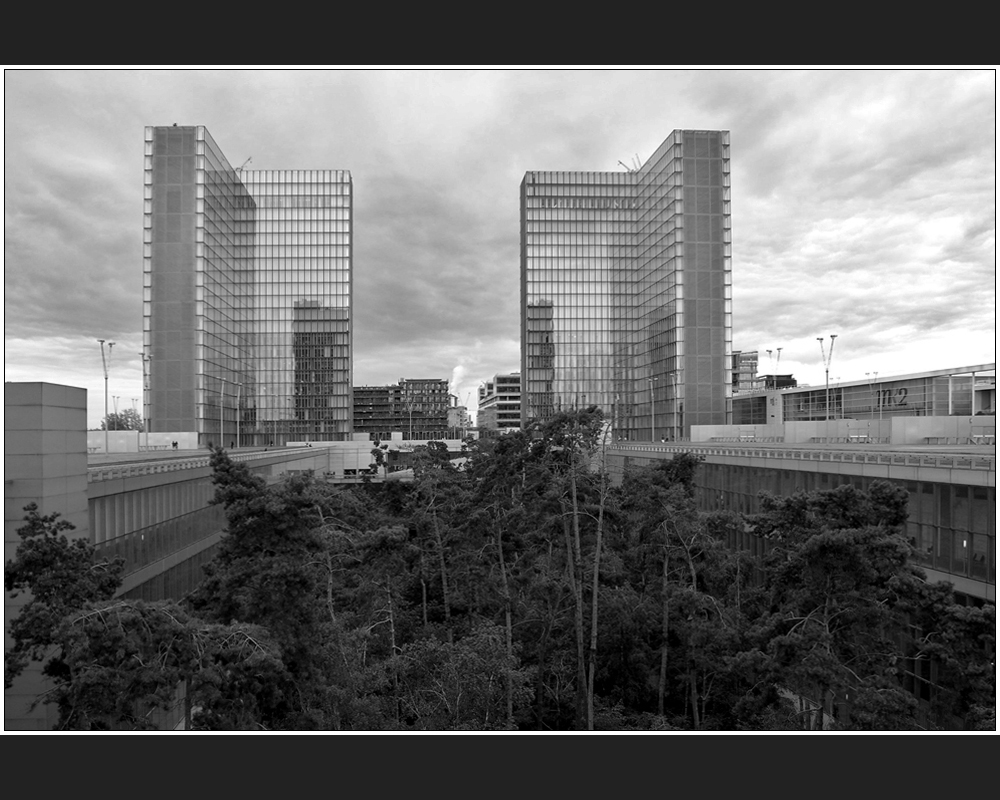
[
  {"left": 87, "top": 448, "right": 318, "bottom": 483},
  {"left": 609, "top": 443, "right": 995, "bottom": 472}
]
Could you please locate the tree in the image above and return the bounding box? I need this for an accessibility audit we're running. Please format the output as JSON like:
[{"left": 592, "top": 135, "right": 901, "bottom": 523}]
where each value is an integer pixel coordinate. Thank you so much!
[
  {"left": 370, "top": 442, "right": 389, "bottom": 476},
  {"left": 521, "top": 407, "right": 608, "bottom": 728},
  {"left": 616, "top": 455, "right": 709, "bottom": 720},
  {"left": 50, "top": 600, "right": 291, "bottom": 730},
  {"left": 5, "top": 504, "right": 124, "bottom": 690},
  {"left": 5, "top": 502, "right": 291, "bottom": 730},
  {"left": 609, "top": 459, "right": 780, "bottom": 730},
  {"left": 903, "top": 580, "right": 996, "bottom": 729},
  {"left": 751, "top": 481, "right": 928, "bottom": 729},
  {"left": 389, "top": 621, "right": 532, "bottom": 729},
  {"left": 101, "top": 408, "right": 144, "bottom": 431},
  {"left": 187, "top": 448, "right": 327, "bottom": 699}
]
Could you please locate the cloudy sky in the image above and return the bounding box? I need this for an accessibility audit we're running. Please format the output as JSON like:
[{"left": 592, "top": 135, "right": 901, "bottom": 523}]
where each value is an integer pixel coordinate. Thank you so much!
[{"left": 4, "top": 69, "right": 996, "bottom": 428}]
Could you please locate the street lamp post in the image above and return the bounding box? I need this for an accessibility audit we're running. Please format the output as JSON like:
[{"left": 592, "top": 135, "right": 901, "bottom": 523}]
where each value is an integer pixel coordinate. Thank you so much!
[
  {"left": 402, "top": 384, "right": 415, "bottom": 441},
  {"left": 235, "top": 382, "right": 242, "bottom": 449},
  {"left": 817, "top": 334, "right": 838, "bottom": 439},
  {"left": 97, "top": 339, "right": 115, "bottom": 453},
  {"left": 865, "top": 371, "right": 880, "bottom": 417},
  {"left": 215, "top": 376, "right": 243, "bottom": 449},
  {"left": 866, "top": 370, "right": 880, "bottom": 442},
  {"left": 219, "top": 379, "right": 225, "bottom": 447},
  {"left": 648, "top": 376, "right": 658, "bottom": 442},
  {"left": 671, "top": 370, "right": 679, "bottom": 442}
]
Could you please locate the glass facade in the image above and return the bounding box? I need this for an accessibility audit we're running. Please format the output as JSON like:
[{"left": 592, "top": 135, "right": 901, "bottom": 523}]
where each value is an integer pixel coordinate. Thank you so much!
[
  {"left": 144, "top": 127, "right": 353, "bottom": 446},
  {"left": 240, "top": 170, "right": 353, "bottom": 444},
  {"left": 780, "top": 375, "right": 975, "bottom": 422},
  {"left": 520, "top": 130, "right": 732, "bottom": 439}
]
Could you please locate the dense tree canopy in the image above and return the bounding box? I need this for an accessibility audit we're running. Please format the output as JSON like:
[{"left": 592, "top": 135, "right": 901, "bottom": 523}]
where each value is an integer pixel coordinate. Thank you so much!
[{"left": 6, "top": 430, "right": 994, "bottom": 730}]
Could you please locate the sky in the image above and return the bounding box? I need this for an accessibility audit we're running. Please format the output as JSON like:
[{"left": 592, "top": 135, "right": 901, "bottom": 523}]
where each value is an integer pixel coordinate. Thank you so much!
[{"left": 4, "top": 68, "right": 996, "bottom": 429}]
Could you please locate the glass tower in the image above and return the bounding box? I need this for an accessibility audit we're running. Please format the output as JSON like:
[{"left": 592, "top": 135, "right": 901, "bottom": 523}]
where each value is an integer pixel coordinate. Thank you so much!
[
  {"left": 520, "top": 129, "right": 732, "bottom": 439},
  {"left": 240, "top": 170, "right": 353, "bottom": 444},
  {"left": 144, "top": 127, "right": 353, "bottom": 446},
  {"left": 143, "top": 126, "right": 255, "bottom": 445}
]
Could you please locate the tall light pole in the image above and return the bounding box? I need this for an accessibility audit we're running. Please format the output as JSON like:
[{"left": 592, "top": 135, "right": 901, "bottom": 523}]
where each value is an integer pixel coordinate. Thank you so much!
[
  {"left": 866, "top": 370, "right": 881, "bottom": 442},
  {"left": 648, "top": 376, "right": 658, "bottom": 442},
  {"left": 218, "top": 378, "right": 226, "bottom": 448},
  {"left": 817, "top": 334, "right": 837, "bottom": 438},
  {"left": 671, "top": 369, "right": 679, "bottom": 442},
  {"left": 235, "top": 382, "right": 242, "bottom": 449},
  {"left": 98, "top": 339, "right": 115, "bottom": 453},
  {"left": 215, "top": 376, "right": 243, "bottom": 449},
  {"left": 876, "top": 371, "right": 882, "bottom": 421},
  {"left": 865, "top": 371, "right": 880, "bottom": 419}
]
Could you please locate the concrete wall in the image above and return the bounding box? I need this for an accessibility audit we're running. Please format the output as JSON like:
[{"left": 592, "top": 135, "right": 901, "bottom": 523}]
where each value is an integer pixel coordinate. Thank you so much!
[
  {"left": 892, "top": 415, "right": 995, "bottom": 444},
  {"left": 692, "top": 423, "right": 787, "bottom": 441},
  {"left": 5, "top": 382, "right": 89, "bottom": 729}
]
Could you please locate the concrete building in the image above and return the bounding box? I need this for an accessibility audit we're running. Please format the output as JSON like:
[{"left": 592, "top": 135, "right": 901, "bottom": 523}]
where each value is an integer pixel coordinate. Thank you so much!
[
  {"left": 353, "top": 378, "right": 450, "bottom": 441},
  {"left": 447, "top": 402, "right": 473, "bottom": 434},
  {"left": 521, "top": 130, "right": 732, "bottom": 440},
  {"left": 143, "top": 125, "right": 353, "bottom": 448},
  {"left": 478, "top": 373, "right": 522, "bottom": 433},
  {"left": 5, "top": 383, "right": 89, "bottom": 729}
]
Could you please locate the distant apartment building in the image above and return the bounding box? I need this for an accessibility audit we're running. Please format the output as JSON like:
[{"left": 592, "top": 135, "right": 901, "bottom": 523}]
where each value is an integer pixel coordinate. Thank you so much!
[
  {"left": 353, "top": 378, "right": 450, "bottom": 440},
  {"left": 448, "top": 400, "right": 473, "bottom": 434},
  {"left": 731, "top": 350, "right": 761, "bottom": 395},
  {"left": 478, "top": 373, "right": 522, "bottom": 433}
]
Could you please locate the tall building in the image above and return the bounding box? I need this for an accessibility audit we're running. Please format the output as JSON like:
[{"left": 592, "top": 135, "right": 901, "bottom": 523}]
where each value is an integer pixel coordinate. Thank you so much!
[
  {"left": 143, "top": 125, "right": 352, "bottom": 447},
  {"left": 241, "top": 170, "right": 353, "bottom": 443},
  {"left": 520, "top": 129, "right": 732, "bottom": 439}
]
